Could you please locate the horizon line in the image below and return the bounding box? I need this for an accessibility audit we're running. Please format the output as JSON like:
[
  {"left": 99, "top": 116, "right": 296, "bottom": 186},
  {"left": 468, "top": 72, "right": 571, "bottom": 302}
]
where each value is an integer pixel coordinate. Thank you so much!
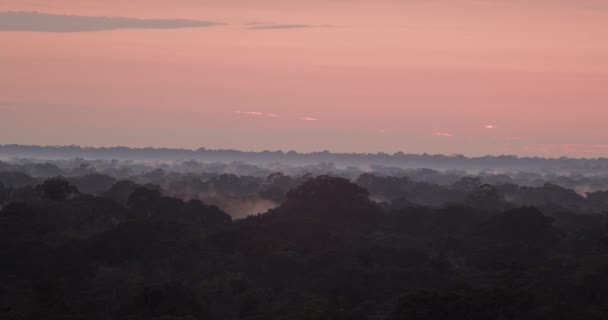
[{"left": 1, "top": 143, "right": 606, "bottom": 161}]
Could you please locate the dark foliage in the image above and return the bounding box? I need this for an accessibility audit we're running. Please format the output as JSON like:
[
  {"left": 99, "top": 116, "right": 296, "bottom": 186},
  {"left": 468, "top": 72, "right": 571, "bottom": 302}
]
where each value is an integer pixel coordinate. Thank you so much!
[{"left": 3, "top": 171, "right": 608, "bottom": 319}]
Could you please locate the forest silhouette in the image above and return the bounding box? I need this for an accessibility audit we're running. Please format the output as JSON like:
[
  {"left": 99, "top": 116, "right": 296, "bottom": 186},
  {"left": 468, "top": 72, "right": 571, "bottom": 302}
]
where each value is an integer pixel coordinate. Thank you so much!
[{"left": 2, "top": 148, "right": 608, "bottom": 319}]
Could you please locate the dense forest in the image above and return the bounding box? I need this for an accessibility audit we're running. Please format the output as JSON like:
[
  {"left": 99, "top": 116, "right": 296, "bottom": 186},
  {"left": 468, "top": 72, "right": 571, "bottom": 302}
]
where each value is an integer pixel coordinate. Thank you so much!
[{"left": 2, "top": 155, "right": 608, "bottom": 319}]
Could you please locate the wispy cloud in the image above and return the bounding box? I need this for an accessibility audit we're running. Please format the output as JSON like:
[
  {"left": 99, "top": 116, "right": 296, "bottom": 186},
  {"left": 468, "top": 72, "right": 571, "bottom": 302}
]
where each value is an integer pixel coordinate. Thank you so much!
[
  {"left": 234, "top": 110, "right": 317, "bottom": 121},
  {"left": 0, "top": 11, "right": 221, "bottom": 32},
  {"left": 433, "top": 132, "right": 454, "bottom": 137},
  {"left": 234, "top": 110, "right": 280, "bottom": 118},
  {"left": 484, "top": 125, "right": 497, "bottom": 129}
]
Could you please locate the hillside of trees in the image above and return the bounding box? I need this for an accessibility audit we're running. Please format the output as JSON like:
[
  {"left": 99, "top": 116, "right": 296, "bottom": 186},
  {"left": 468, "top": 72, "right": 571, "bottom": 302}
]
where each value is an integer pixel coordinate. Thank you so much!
[{"left": 2, "top": 157, "right": 608, "bottom": 319}]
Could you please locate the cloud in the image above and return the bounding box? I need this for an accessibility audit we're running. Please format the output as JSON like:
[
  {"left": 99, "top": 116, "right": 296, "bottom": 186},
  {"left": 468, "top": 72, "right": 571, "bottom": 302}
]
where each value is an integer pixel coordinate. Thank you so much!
[
  {"left": 234, "top": 110, "right": 280, "bottom": 118},
  {"left": 484, "top": 125, "right": 497, "bottom": 129},
  {"left": 433, "top": 132, "right": 454, "bottom": 137},
  {"left": 248, "top": 24, "right": 326, "bottom": 30},
  {"left": 0, "top": 11, "right": 221, "bottom": 32},
  {"left": 300, "top": 117, "right": 319, "bottom": 121}
]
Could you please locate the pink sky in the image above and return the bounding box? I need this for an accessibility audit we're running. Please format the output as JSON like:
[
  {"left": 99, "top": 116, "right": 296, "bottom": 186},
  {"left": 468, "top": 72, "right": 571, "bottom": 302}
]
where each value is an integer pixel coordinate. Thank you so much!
[{"left": 1, "top": 0, "right": 608, "bottom": 157}]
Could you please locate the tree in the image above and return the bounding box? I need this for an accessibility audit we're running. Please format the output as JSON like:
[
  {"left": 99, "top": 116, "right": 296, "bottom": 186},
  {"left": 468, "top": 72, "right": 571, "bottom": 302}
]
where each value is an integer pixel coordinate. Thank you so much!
[
  {"left": 0, "top": 181, "right": 10, "bottom": 204},
  {"left": 35, "top": 178, "right": 79, "bottom": 201},
  {"left": 388, "top": 287, "right": 535, "bottom": 320},
  {"left": 452, "top": 177, "right": 482, "bottom": 193},
  {"left": 464, "top": 184, "right": 505, "bottom": 211}
]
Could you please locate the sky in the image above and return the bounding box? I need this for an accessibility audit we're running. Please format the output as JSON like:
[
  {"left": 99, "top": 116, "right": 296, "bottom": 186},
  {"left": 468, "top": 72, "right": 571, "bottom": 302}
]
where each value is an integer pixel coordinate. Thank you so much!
[{"left": 1, "top": 0, "right": 608, "bottom": 157}]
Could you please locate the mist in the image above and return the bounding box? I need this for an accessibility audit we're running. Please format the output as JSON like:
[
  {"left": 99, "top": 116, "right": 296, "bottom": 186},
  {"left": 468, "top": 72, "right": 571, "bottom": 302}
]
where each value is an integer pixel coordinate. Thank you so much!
[{"left": 3, "top": 144, "right": 608, "bottom": 319}]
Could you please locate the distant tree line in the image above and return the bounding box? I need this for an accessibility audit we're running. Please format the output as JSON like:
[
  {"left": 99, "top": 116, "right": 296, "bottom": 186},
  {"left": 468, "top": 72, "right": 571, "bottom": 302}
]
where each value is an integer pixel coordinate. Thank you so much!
[{"left": 3, "top": 144, "right": 608, "bottom": 172}]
